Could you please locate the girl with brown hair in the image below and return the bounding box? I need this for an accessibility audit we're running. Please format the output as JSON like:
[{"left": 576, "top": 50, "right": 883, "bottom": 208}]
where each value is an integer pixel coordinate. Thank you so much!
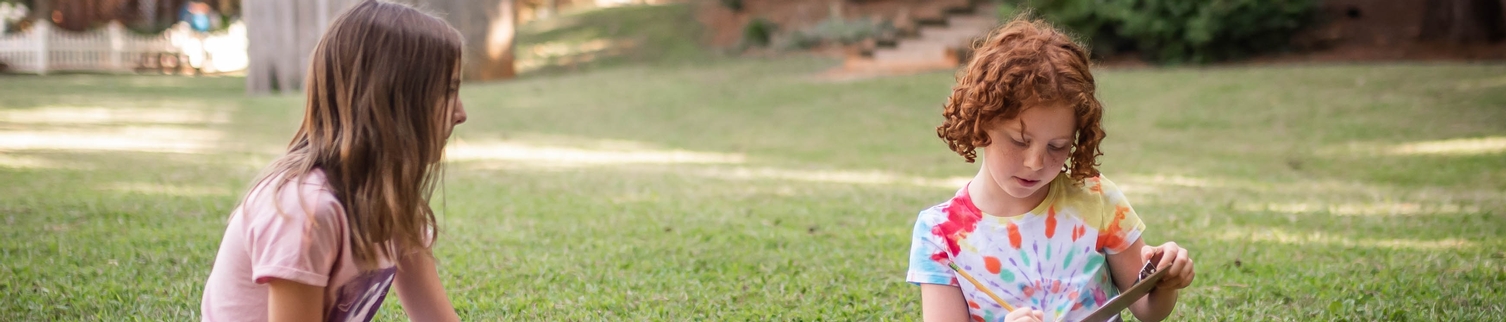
[
  {"left": 201, "top": 1, "right": 466, "bottom": 321},
  {"left": 905, "top": 17, "right": 1195, "bottom": 322}
]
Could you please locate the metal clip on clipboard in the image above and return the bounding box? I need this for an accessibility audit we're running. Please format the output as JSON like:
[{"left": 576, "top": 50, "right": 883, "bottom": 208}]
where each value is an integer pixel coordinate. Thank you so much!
[{"left": 1079, "top": 254, "right": 1170, "bottom": 322}]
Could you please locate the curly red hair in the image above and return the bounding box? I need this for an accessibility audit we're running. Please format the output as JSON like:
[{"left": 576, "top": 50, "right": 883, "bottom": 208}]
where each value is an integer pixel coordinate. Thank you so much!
[{"left": 936, "top": 18, "right": 1105, "bottom": 183}]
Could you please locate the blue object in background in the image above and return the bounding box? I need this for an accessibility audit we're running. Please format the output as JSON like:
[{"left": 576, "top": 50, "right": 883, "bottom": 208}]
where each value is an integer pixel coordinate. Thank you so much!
[
  {"left": 181, "top": 1, "right": 213, "bottom": 32},
  {"left": 189, "top": 13, "right": 211, "bottom": 32}
]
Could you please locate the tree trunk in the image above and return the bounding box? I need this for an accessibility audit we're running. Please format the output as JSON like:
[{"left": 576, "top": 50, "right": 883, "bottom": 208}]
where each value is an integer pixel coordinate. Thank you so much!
[
  {"left": 477, "top": 0, "right": 517, "bottom": 80},
  {"left": 244, "top": 0, "right": 272, "bottom": 94},
  {"left": 246, "top": 0, "right": 358, "bottom": 95},
  {"left": 538, "top": 0, "right": 557, "bottom": 19},
  {"left": 30, "top": 0, "right": 53, "bottom": 21},
  {"left": 1421, "top": 0, "right": 1506, "bottom": 43},
  {"left": 380, "top": 0, "right": 518, "bottom": 81},
  {"left": 248, "top": 0, "right": 517, "bottom": 92}
]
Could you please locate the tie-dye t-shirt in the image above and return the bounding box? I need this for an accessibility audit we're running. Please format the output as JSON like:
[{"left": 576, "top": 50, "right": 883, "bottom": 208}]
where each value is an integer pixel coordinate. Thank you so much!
[{"left": 907, "top": 174, "right": 1145, "bottom": 322}]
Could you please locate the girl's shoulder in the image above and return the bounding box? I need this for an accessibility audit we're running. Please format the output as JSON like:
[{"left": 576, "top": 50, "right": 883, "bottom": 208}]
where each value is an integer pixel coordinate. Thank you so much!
[
  {"left": 1056, "top": 174, "right": 1127, "bottom": 203},
  {"left": 916, "top": 186, "right": 970, "bottom": 219},
  {"left": 238, "top": 169, "right": 343, "bottom": 224},
  {"left": 1047, "top": 174, "right": 1134, "bottom": 222}
]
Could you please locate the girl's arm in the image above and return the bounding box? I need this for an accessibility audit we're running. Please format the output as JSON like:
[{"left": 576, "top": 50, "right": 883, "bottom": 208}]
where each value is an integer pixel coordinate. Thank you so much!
[
  {"left": 920, "top": 284, "right": 972, "bottom": 322},
  {"left": 394, "top": 250, "right": 461, "bottom": 322},
  {"left": 1107, "top": 239, "right": 1194, "bottom": 322},
  {"left": 267, "top": 279, "right": 325, "bottom": 321}
]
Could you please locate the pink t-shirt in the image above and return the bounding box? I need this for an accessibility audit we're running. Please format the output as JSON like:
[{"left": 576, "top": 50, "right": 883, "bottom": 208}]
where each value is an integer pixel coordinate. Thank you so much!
[{"left": 201, "top": 169, "right": 397, "bottom": 322}]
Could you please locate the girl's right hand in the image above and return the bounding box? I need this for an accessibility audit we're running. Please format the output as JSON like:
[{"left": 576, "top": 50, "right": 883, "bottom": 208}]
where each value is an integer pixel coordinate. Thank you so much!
[{"left": 1004, "top": 307, "right": 1044, "bottom": 322}]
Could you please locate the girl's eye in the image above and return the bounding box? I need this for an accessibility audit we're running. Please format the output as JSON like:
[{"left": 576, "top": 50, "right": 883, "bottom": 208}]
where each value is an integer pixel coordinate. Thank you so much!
[
  {"left": 1011, "top": 138, "right": 1027, "bottom": 146},
  {"left": 1049, "top": 144, "right": 1067, "bottom": 151}
]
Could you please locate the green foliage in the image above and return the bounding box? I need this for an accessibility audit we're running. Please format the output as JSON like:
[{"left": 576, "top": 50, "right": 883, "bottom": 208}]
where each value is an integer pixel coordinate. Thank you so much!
[
  {"left": 995, "top": 1, "right": 1018, "bottom": 22},
  {"left": 1017, "top": 0, "right": 1318, "bottom": 63},
  {"left": 740, "top": 17, "right": 777, "bottom": 48},
  {"left": 775, "top": 17, "right": 889, "bottom": 50}
]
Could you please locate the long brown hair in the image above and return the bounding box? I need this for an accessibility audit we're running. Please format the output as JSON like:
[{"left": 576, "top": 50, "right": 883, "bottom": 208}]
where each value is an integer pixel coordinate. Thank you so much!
[
  {"left": 936, "top": 17, "right": 1106, "bottom": 183},
  {"left": 245, "top": 0, "right": 463, "bottom": 270}
]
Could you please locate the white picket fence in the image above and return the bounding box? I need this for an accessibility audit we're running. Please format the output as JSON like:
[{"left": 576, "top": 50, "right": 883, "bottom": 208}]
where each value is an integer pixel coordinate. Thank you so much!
[{"left": 0, "top": 20, "right": 247, "bottom": 75}]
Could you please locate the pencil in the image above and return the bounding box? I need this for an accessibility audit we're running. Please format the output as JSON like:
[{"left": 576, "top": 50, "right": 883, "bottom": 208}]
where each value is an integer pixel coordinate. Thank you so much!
[{"left": 946, "top": 262, "right": 1016, "bottom": 312}]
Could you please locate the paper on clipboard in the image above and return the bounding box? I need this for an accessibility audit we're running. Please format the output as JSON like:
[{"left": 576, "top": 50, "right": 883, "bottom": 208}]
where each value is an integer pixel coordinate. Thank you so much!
[{"left": 1078, "top": 257, "right": 1169, "bottom": 322}]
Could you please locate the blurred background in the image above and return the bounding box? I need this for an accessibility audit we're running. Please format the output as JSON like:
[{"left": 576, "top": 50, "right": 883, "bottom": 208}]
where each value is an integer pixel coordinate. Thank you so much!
[
  {"left": 1, "top": 0, "right": 1503, "bottom": 320},
  {"left": 2, "top": 0, "right": 1502, "bottom": 82}
]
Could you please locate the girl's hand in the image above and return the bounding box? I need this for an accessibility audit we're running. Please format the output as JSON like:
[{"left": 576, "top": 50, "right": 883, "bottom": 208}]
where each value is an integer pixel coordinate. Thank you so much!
[
  {"left": 1004, "top": 307, "right": 1044, "bottom": 322},
  {"left": 1142, "top": 241, "right": 1195, "bottom": 290}
]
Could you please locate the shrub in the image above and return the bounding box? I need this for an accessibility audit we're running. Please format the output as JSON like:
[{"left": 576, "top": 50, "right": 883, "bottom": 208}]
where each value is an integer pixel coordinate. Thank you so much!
[
  {"left": 1017, "top": 0, "right": 1318, "bottom": 63},
  {"left": 741, "top": 17, "right": 777, "bottom": 48},
  {"left": 816, "top": 18, "right": 882, "bottom": 44},
  {"left": 775, "top": 16, "right": 887, "bottom": 50},
  {"left": 774, "top": 30, "right": 821, "bottom": 51}
]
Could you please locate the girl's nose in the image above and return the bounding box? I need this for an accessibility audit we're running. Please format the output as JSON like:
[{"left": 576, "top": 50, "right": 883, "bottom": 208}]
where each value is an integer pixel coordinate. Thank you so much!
[
  {"left": 1023, "top": 146, "right": 1045, "bottom": 171},
  {"left": 453, "top": 99, "right": 468, "bottom": 125}
]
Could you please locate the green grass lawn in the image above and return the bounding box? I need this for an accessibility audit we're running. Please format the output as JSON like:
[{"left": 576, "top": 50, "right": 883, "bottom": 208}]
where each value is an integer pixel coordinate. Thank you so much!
[
  {"left": 3, "top": 5, "right": 1506, "bottom": 320},
  {"left": 3, "top": 58, "right": 1504, "bottom": 320}
]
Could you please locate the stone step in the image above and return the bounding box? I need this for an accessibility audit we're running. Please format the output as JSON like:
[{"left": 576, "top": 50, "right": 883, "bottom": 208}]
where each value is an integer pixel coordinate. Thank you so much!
[
  {"left": 839, "top": 3, "right": 999, "bottom": 75},
  {"left": 918, "top": 27, "right": 990, "bottom": 44},
  {"left": 873, "top": 46, "right": 948, "bottom": 63},
  {"left": 948, "top": 18, "right": 998, "bottom": 31}
]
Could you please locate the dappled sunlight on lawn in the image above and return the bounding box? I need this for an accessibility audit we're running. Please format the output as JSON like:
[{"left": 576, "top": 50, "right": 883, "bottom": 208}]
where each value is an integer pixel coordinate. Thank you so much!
[
  {"left": 1321, "top": 136, "right": 1506, "bottom": 157},
  {"left": 100, "top": 182, "right": 233, "bottom": 197},
  {"left": 516, "top": 38, "right": 638, "bottom": 74},
  {"left": 0, "top": 154, "right": 75, "bottom": 169},
  {"left": 1237, "top": 201, "right": 1483, "bottom": 217},
  {"left": 0, "top": 106, "right": 231, "bottom": 125},
  {"left": 1120, "top": 172, "right": 1505, "bottom": 203},
  {"left": 1116, "top": 172, "right": 1502, "bottom": 225},
  {"left": 1387, "top": 136, "right": 1506, "bottom": 156},
  {"left": 1120, "top": 173, "right": 1221, "bottom": 188},
  {"left": 1114, "top": 173, "right": 1220, "bottom": 199},
  {"left": 0, "top": 126, "right": 222, "bottom": 154},
  {"left": 445, "top": 137, "right": 970, "bottom": 189},
  {"left": 694, "top": 167, "right": 970, "bottom": 189},
  {"left": 0, "top": 103, "right": 231, "bottom": 155},
  {"left": 1215, "top": 227, "right": 1474, "bottom": 250},
  {"left": 521, "top": 15, "right": 584, "bottom": 34},
  {"left": 447, "top": 139, "right": 745, "bottom": 168},
  {"left": 1453, "top": 75, "right": 1506, "bottom": 91}
]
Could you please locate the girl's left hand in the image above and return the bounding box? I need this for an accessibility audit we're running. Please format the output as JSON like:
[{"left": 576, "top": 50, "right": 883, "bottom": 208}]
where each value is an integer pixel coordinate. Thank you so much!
[{"left": 1141, "top": 242, "right": 1194, "bottom": 290}]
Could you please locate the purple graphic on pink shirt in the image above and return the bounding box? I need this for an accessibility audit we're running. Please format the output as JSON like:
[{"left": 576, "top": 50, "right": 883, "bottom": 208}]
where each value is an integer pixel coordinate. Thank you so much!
[{"left": 326, "top": 267, "right": 397, "bottom": 322}]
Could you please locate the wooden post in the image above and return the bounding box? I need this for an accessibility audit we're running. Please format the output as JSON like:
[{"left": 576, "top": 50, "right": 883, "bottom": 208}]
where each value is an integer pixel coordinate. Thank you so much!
[
  {"left": 107, "top": 21, "right": 123, "bottom": 71},
  {"left": 35, "top": 21, "right": 49, "bottom": 75}
]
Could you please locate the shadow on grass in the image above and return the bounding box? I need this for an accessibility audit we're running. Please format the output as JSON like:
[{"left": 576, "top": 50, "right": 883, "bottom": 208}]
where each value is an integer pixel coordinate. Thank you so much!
[{"left": 514, "top": 4, "right": 708, "bottom": 77}]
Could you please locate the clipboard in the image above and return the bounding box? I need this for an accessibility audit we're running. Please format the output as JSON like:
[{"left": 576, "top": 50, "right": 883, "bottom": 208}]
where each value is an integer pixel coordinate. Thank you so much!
[{"left": 1078, "top": 255, "right": 1169, "bottom": 322}]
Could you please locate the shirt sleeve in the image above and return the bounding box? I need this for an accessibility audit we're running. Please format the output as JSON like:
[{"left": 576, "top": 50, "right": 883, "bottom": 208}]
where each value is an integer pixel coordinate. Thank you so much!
[
  {"left": 1092, "top": 176, "right": 1146, "bottom": 254},
  {"left": 241, "top": 181, "right": 343, "bottom": 287},
  {"left": 906, "top": 206, "right": 959, "bottom": 286}
]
